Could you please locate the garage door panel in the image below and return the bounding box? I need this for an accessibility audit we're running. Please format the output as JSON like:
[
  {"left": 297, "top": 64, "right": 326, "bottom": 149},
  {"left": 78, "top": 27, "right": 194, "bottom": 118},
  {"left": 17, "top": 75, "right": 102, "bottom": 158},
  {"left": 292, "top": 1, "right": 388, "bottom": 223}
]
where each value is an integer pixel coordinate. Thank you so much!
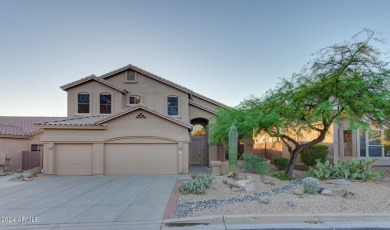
[
  {"left": 56, "top": 144, "right": 93, "bottom": 176},
  {"left": 105, "top": 144, "right": 177, "bottom": 175}
]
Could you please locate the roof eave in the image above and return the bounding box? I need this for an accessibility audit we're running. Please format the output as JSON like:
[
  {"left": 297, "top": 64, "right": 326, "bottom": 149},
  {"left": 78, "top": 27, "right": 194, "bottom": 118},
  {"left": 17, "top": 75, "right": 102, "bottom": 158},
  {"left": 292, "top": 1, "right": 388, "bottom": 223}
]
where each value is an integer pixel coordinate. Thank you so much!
[{"left": 36, "top": 125, "right": 107, "bottom": 130}]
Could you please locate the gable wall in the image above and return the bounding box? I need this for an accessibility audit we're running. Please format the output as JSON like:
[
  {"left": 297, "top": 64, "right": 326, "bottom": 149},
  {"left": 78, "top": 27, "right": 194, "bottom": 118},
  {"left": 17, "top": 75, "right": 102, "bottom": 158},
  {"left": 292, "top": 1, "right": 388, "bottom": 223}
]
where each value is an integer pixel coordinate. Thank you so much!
[
  {"left": 104, "top": 72, "right": 190, "bottom": 122},
  {"left": 67, "top": 81, "right": 124, "bottom": 117}
]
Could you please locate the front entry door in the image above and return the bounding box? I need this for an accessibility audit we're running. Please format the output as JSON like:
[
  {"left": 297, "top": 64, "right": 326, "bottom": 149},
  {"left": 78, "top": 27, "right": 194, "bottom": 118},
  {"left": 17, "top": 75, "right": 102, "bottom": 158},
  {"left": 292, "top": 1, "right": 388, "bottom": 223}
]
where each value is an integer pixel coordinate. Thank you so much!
[{"left": 190, "top": 136, "right": 208, "bottom": 165}]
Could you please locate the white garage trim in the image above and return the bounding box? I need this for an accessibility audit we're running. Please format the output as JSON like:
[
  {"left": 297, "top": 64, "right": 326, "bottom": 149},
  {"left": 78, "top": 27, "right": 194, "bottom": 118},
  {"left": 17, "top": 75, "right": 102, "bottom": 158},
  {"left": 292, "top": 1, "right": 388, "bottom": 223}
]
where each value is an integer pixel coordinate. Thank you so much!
[
  {"left": 56, "top": 144, "right": 93, "bottom": 175},
  {"left": 104, "top": 143, "right": 178, "bottom": 175}
]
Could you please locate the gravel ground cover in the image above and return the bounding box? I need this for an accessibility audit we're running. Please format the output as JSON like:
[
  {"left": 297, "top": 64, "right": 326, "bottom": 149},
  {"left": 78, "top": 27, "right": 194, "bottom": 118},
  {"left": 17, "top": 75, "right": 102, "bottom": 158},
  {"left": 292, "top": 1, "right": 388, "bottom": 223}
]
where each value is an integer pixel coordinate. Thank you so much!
[{"left": 175, "top": 167, "right": 390, "bottom": 218}]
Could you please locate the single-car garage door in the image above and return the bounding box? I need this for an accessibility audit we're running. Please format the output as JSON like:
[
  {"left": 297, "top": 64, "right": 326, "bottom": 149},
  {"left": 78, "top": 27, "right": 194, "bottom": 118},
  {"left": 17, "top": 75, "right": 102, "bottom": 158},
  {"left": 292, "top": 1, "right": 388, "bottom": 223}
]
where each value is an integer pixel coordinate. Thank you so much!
[
  {"left": 104, "top": 144, "right": 177, "bottom": 175},
  {"left": 56, "top": 144, "right": 93, "bottom": 175}
]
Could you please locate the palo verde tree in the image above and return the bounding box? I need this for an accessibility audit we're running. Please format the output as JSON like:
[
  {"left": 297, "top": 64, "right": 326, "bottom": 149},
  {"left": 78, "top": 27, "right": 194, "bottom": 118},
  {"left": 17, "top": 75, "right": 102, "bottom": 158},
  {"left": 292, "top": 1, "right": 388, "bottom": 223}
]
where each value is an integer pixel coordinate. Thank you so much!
[{"left": 210, "top": 29, "right": 390, "bottom": 176}]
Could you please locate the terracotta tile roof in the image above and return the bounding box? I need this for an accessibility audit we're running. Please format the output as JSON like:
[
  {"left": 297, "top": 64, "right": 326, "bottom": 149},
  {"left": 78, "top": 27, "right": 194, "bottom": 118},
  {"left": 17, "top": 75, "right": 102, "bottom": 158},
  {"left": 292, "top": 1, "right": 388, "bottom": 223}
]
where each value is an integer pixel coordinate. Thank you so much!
[
  {"left": 99, "top": 64, "right": 230, "bottom": 109},
  {"left": 35, "top": 105, "right": 192, "bottom": 129},
  {"left": 60, "top": 75, "right": 127, "bottom": 94},
  {"left": 34, "top": 116, "right": 106, "bottom": 126},
  {"left": 189, "top": 101, "right": 217, "bottom": 114},
  {"left": 0, "top": 116, "right": 65, "bottom": 137}
]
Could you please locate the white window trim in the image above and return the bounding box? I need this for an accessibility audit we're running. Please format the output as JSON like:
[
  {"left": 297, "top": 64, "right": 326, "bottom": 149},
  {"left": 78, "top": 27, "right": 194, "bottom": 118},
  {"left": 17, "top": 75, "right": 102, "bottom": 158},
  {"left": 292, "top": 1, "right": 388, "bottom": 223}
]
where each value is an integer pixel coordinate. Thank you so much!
[
  {"left": 124, "top": 70, "right": 138, "bottom": 83},
  {"left": 74, "top": 91, "right": 92, "bottom": 116},
  {"left": 166, "top": 95, "right": 180, "bottom": 117},
  {"left": 98, "top": 92, "right": 113, "bottom": 115},
  {"left": 126, "top": 95, "right": 142, "bottom": 106}
]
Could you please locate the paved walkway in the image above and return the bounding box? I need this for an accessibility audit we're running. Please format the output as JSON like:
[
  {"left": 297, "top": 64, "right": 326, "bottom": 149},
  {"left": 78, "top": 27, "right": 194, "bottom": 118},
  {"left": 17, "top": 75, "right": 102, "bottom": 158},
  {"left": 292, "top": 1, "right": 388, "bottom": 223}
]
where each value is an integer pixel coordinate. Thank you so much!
[
  {"left": 189, "top": 165, "right": 211, "bottom": 175},
  {"left": 0, "top": 175, "right": 177, "bottom": 229}
]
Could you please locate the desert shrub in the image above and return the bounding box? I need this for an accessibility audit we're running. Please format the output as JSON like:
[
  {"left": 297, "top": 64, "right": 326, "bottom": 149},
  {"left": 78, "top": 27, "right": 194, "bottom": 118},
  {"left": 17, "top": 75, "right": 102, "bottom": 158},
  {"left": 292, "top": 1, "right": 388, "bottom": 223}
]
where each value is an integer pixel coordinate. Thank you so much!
[
  {"left": 305, "top": 158, "right": 384, "bottom": 181},
  {"left": 29, "top": 167, "right": 41, "bottom": 177},
  {"left": 299, "top": 144, "right": 328, "bottom": 166},
  {"left": 179, "top": 174, "right": 212, "bottom": 194},
  {"left": 240, "top": 153, "right": 270, "bottom": 175},
  {"left": 272, "top": 172, "right": 294, "bottom": 181},
  {"left": 302, "top": 177, "right": 320, "bottom": 194},
  {"left": 195, "top": 174, "right": 212, "bottom": 188},
  {"left": 273, "top": 157, "right": 289, "bottom": 170}
]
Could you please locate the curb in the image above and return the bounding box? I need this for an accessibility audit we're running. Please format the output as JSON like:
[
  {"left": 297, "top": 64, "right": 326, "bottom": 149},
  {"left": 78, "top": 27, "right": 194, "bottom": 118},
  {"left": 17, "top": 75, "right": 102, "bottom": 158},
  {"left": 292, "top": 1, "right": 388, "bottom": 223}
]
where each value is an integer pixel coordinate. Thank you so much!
[{"left": 163, "top": 213, "right": 390, "bottom": 225}]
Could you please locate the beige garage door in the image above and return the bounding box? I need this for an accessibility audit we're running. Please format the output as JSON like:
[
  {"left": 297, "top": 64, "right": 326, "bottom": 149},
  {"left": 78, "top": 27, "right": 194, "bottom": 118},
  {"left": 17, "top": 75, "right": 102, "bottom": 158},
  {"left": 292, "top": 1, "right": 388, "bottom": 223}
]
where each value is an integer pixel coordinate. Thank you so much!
[
  {"left": 56, "top": 144, "right": 93, "bottom": 176},
  {"left": 105, "top": 144, "right": 177, "bottom": 175}
]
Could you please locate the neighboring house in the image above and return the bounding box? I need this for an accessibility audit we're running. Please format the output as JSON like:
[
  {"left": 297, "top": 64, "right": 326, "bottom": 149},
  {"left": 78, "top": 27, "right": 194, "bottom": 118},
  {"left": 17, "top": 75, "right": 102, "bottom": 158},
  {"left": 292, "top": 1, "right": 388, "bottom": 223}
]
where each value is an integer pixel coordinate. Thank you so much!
[
  {"left": 254, "top": 120, "right": 390, "bottom": 165},
  {"left": 0, "top": 116, "right": 64, "bottom": 170},
  {"left": 35, "top": 64, "right": 229, "bottom": 175}
]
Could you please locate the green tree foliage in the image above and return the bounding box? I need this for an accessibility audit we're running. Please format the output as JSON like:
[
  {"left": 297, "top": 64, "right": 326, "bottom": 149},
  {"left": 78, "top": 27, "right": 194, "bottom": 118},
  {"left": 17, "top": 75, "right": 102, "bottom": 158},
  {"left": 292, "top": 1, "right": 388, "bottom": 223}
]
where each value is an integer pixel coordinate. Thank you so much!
[{"left": 209, "top": 29, "right": 390, "bottom": 175}]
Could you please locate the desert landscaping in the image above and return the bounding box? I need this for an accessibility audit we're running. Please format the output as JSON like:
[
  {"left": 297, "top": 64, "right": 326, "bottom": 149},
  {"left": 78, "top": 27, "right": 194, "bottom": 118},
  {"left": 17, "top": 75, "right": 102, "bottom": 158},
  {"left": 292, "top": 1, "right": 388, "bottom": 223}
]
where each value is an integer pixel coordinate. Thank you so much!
[{"left": 174, "top": 167, "right": 390, "bottom": 219}]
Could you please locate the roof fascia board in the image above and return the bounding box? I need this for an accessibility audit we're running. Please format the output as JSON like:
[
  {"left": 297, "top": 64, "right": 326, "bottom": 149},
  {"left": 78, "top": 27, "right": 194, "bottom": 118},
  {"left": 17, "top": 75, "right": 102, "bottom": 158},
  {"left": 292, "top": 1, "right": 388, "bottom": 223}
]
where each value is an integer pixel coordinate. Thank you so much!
[{"left": 36, "top": 125, "right": 107, "bottom": 130}]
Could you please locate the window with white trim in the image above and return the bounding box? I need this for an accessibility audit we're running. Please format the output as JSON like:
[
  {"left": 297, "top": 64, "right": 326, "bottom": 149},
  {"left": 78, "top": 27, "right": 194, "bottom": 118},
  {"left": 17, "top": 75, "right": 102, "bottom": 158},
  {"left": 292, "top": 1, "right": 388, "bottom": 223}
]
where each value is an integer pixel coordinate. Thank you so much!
[
  {"left": 77, "top": 93, "right": 90, "bottom": 114},
  {"left": 100, "top": 93, "right": 111, "bottom": 114},
  {"left": 128, "top": 95, "right": 141, "bottom": 105},
  {"left": 167, "top": 95, "right": 179, "bottom": 116}
]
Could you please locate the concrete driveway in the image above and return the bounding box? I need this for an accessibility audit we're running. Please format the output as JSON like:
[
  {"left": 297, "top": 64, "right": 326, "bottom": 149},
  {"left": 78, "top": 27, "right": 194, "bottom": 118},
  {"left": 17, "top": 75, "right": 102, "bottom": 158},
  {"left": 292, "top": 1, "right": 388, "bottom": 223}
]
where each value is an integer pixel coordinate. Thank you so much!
[{"left": 0, "top": 175, "right": 177, "bottom": 229}]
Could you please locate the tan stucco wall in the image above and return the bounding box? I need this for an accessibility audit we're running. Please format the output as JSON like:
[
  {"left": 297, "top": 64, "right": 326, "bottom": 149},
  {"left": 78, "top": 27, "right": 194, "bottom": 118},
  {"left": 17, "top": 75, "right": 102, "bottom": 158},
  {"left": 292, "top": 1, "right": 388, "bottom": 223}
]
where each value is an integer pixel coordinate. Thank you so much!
[
  {"left": 100, "top": 72, "right": 190, "bottom": 122},
  {"left": 41, "top": 110, "right": 190, "bottom": 175},
  {"left": 189, "top": 105, "right": 215, "bottom": 122},
  {"left": 0, "top": 133, "right": 44, "bottom": 171},
  {"left": 66, "top": 81, "right": 124, "bottom": 117}
]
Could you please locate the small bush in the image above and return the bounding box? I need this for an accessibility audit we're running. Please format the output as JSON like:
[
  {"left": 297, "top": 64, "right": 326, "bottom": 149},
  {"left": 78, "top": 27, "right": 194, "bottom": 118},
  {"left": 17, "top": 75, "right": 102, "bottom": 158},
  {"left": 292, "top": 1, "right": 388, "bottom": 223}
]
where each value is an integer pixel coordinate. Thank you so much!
[
  {"left": 299, "top": 144, "right": 328, "bottom": 166},
  {"left": 240, "top": 153, "right": 270, "bottom": 175},
  {"left": 29, "top": 167, "right": 41, "bottom": 177},
  {"left": 302, "top": 177, "right": 320, "bottom": 194},
  {"left": 273, "top": 157, "right": 289, "bottom": 170},
  {"left": 195, "top": 174, "right": 212, "bottom": 188},
  {"left": 305, "top": 158, "right": 384, "bottom": 181},
  {"left": 272, "top": 172, "right": 294, "bottom": 181},
  {"left": 179, "top": 174, "right": 212, "bottom": 194}
]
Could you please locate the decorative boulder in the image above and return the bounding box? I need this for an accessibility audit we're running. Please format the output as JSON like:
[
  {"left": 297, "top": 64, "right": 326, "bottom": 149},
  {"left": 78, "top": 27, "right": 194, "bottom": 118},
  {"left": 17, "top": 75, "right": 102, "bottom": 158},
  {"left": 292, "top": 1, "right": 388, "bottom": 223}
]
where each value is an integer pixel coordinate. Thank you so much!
[
  {"left": 321, "top": 188, "right": 334, "bottom": 196},
  {"left": 9, "top": 173, "right": 24, "bottom": 181},
  {"left": 236, "top": 180, "right": 255, "bottom": 192}
]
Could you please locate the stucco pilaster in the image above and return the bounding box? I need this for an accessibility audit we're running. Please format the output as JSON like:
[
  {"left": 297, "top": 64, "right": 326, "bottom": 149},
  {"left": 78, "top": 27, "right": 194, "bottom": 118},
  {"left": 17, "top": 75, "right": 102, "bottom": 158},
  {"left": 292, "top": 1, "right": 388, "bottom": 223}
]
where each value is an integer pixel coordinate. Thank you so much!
[
  {"left": 44, "top": 143, "right": 55, "bottom": 175},
  {"left": 208, "top": 144, "right": 218, "bottom": 166},
  {"left": 178, "top": 142, "right": 183, "bottom": 173},
  {"left": 93, "top": 143, "right": 104, "bottom": 175}
]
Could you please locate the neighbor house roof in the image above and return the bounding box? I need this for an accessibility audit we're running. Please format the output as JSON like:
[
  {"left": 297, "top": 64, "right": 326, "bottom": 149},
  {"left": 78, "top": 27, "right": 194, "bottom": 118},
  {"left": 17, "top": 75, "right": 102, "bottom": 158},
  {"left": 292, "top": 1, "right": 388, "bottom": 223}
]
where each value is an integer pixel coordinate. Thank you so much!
[
  {"left": 99, "top": 64, "right": 230, "bottom": 109},
  {"left": 60, "top": 75, "right": 128, "bottom": 94},
  {"left": 36, "top": 105, "right": 193, "bottom": 129},
  {"left": 0, "top": 116, "right": 65, "bottom": 137}
]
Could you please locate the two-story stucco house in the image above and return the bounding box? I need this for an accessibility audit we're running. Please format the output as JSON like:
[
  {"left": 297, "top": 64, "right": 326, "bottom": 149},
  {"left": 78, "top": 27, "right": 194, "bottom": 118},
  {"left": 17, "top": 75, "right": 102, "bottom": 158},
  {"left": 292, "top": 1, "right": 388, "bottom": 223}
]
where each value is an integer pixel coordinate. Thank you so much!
[{"left": 36, "top": 64, "right": 229, "bottom": 175}]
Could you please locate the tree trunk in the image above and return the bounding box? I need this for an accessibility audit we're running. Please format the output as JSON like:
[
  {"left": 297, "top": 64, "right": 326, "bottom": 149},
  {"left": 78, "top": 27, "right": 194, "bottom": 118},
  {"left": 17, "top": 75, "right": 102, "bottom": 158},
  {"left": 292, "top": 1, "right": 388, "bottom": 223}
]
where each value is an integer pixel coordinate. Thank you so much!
[{"left": 284, "top": 149, "right": 300, "bottom": 176}]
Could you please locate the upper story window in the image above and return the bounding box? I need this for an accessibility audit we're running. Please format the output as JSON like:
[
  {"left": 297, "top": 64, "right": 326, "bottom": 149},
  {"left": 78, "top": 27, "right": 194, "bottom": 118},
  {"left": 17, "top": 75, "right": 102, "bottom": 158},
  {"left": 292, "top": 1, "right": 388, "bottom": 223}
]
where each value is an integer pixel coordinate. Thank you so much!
[
  {"left": 124, "top": 70, "right": 138, "bottom": 83},
  {"left": 128, "top": 95, "right": 141, "bottom": 105},
  {"left": 167, "top": 95, "right": 179, "bottom": 116},
  {"left": 77, "top": 93, "right": 90, "bottom": 114},
  {"left": 100, "top": 93, "right": 111, "bottom": 114}
]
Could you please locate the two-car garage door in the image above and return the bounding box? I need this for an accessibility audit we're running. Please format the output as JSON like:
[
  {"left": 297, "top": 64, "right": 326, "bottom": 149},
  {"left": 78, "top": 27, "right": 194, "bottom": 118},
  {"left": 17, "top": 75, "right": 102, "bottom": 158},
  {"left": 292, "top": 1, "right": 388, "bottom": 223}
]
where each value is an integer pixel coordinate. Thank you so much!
[
  {"left": 55, "top": 143, "right": 178, "bottom": 175},
  {"left": 104, "top": 144, "right": 177, "bottom": 175}
]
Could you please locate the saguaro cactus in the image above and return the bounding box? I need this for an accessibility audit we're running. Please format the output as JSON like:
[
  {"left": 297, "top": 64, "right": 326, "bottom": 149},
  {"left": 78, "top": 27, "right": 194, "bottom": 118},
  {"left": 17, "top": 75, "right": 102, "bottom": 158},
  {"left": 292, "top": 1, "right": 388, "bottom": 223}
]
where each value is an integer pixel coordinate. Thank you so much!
[{"left": 229, "top": 125, "right": 238, "bottom": 172}]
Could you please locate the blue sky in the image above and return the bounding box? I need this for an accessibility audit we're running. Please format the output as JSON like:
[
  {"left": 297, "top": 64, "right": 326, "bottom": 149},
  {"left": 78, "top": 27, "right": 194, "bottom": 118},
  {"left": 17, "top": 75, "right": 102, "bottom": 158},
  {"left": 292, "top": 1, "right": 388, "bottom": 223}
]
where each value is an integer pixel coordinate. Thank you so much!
[{"left": 1, "top": 0, "right": 389, "bottom": 116}]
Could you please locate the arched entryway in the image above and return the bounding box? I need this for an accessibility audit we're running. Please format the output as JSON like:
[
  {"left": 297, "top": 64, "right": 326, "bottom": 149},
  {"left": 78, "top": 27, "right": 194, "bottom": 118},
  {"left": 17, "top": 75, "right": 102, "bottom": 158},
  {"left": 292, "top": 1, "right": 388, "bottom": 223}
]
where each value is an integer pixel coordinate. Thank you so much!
[{"left": 190, "top": 118, "right": 209, "bottom": 166}]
